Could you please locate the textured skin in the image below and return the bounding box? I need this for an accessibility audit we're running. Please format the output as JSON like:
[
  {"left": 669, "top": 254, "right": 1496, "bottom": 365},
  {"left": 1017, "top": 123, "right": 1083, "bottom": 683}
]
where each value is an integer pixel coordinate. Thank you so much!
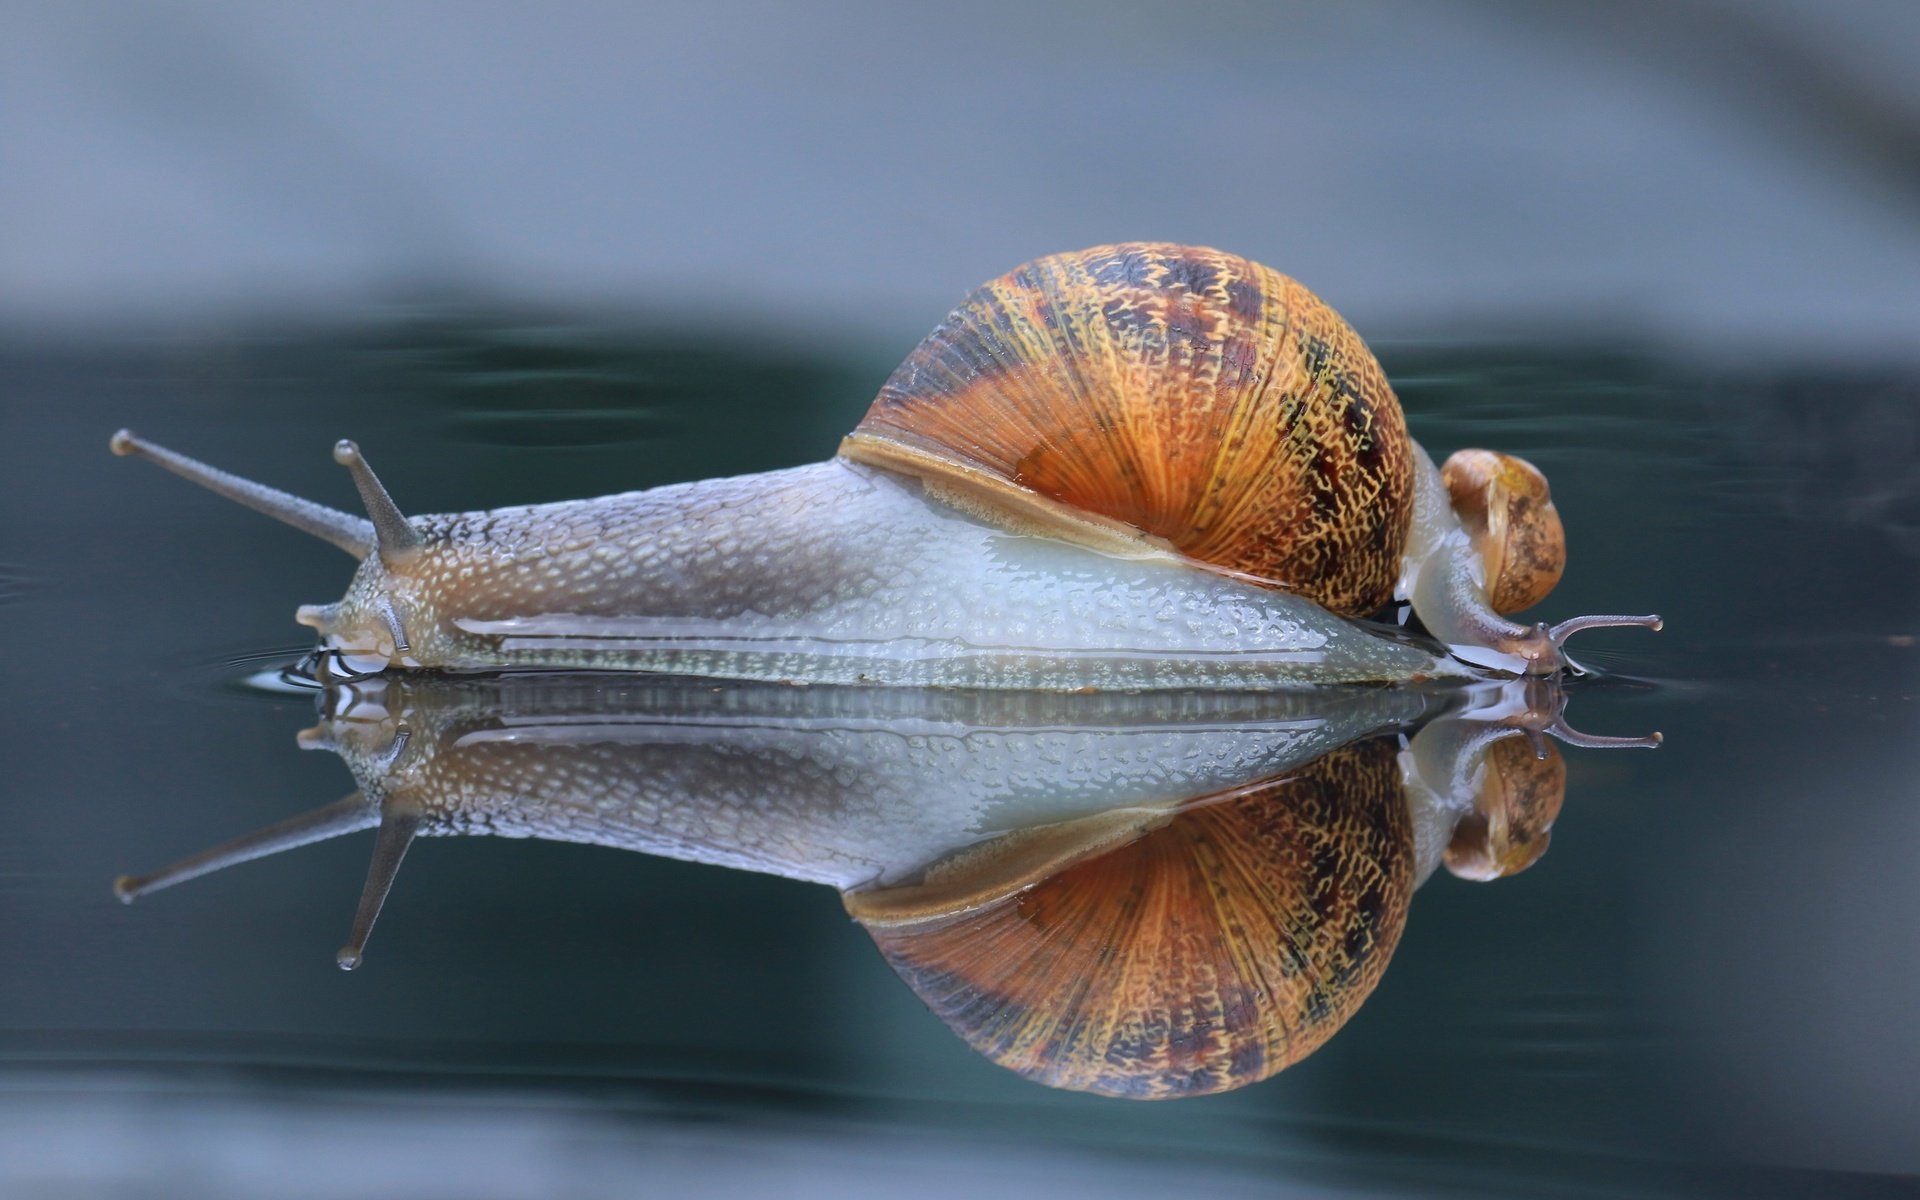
[
  {"left": 858, "top": 735, "right": 1416, "bottom": 1098},
  {"left": 323, "top": 678, "right": 1430, "bottom": 893},
  {"left": 318, "top": 460, "right": 1461, "bottom": 688},
  {"left": 849, "top": 243, "right": 1414, "bottom": 615}
]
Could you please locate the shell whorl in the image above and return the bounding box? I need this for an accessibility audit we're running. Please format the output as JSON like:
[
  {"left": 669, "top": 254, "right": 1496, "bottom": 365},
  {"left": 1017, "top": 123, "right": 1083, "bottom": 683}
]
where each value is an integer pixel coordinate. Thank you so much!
[
  {"left": 847, "top": 738, "right": 1415, "bottom": 1099},
  {"left": 1444, "top": 734, "right": 1566, "bottom": 881},
  {"left": 1440, "top": 449, "right": 1567, "bottom": 615},
  {"left": 843, "top": 243, "right": 1413, "bottom": 616}
]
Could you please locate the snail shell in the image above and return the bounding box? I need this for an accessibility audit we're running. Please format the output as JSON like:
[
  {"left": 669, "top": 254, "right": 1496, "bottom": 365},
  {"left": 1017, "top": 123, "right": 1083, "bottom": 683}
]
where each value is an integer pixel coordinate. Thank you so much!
[
  {"left": 843, "top": 243, "right": 1413, "bottom": 615},
  {"left": 1442, "top": 734, "right": 1565, "bottom": 880},
  {"left": 847, "top": 738, "right": 1415, "bottom": 1099}
]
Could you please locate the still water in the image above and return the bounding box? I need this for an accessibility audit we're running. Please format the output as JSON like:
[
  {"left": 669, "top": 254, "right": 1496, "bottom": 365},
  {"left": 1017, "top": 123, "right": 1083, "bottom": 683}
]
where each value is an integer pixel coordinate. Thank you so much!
[{"left": 2, "top": 321, "right": 1915, "bottom": 1196}]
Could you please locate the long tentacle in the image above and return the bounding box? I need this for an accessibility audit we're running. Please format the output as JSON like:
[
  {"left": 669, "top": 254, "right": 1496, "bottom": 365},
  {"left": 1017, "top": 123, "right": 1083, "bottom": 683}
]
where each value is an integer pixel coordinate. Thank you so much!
[
  {"left": 114, "top": 792, "right": 378, "bottom": 902},
  {"left": 111, "top": 431, "right": 374, "bottom": 557}
]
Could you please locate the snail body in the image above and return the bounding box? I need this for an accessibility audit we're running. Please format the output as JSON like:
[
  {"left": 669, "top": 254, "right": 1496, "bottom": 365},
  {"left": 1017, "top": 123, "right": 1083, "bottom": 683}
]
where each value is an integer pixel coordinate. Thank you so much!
[{"left": 112, "top": 244, "right": 1657, "bottom": 685}]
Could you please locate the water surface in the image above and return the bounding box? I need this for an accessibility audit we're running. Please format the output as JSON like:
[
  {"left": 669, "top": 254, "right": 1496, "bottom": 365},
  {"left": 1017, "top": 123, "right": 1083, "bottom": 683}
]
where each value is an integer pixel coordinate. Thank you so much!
[{"left": 2, "top": 321, "right": 1914, "bottom": 1196}]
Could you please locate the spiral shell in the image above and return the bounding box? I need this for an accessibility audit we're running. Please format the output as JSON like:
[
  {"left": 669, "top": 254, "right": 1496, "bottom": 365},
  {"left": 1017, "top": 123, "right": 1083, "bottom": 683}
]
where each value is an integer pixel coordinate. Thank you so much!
[
  {"left": 1443, "top": 734, "right": 1566, "bottom": 880},
  {"left": 845, "top": 738, "right": 1415, "bottom": 1099},
  {"left": 1440, "top": 449, "right": 1566, "bottom": 615},
  {"left": 841, "top": 243, "right": 1414, "bottom": 616}
]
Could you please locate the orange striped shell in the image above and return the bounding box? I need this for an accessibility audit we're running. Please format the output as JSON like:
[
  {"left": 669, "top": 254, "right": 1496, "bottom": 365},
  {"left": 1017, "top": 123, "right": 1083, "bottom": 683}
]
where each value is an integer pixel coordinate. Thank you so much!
[
  {"left": 845, "top": 738, "right": 1415, "bottom": 1099},
  {"left": 841, "top": 243, "right": 1414, "bottom": 616}
]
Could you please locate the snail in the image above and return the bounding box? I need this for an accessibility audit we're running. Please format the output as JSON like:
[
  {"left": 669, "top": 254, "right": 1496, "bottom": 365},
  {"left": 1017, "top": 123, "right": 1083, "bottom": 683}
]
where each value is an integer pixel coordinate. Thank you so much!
[
  {"left": 110, "top": 243, "right": 1658, "bottom": 687},
  {"left": 115, "top": 672, "right": 1658, "bottom": 1097}
]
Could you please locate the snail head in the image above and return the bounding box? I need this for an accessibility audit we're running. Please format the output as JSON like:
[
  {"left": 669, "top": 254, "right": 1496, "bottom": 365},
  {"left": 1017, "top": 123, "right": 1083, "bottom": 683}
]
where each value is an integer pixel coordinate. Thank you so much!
[
  {"left": 111, "top": 431, "right": 444, "bottom": 675},
  {"left": 1434, "top": 449, "right": 1661, "bottom": 675}
]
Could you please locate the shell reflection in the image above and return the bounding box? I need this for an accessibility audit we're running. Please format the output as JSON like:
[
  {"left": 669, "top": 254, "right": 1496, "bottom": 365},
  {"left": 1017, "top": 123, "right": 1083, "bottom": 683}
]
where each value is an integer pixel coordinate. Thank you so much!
[
  {"left": 853, "top": 740, "right": 1412, "bottom": 1098},
  {"left": 117, "top": 673, "right": 1656, "bottom": 1099}
]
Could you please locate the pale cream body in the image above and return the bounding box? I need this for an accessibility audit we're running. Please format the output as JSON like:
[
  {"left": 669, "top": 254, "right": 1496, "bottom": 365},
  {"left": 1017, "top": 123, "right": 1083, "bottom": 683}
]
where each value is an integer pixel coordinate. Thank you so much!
[
  {"left": 310, "top": 458, "right": 1477, "bottom": 688},
  {"left": 322, "top": 679, "right": 1442, "bottom": 892}
]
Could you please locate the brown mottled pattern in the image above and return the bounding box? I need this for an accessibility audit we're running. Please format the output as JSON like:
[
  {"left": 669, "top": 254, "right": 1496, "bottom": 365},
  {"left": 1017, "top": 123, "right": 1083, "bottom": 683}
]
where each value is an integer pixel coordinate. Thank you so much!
[
  {"left": 1488, "top": 489, "right": 1564, "bottom": 613},
  {"left": 858, "top": 737, "right": 1415, "bottom": 1099},
  {"left": 1440, "top": 449, "right": 1567, "bottom": 615},
  {"left": 853, "top": 243, "right": 1413, "bottom": 615},
  {"left": 1445, "top": 736, "right": 1566, "bottom": 880}
]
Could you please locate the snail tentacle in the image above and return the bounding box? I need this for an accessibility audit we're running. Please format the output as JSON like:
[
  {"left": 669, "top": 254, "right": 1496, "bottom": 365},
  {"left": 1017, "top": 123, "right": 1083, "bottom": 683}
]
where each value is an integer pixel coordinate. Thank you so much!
[
  {"left": 1549, "top": 613, "right": 1664, "bottom": 645},
  {"left": 110, "top": 430, "right": 374, "bottom": 558},
  {"left": 1549, "top": 717, "right": 1663, "bottom": 750},
  {"left": 333, "top": 440, "right": 422, "bottom": 566},
  {"left": 336, "top": 806, "right": 420, "bottom": 972},
  {"left": 112, "top": 791, "right": 377, "bottom": 903}
]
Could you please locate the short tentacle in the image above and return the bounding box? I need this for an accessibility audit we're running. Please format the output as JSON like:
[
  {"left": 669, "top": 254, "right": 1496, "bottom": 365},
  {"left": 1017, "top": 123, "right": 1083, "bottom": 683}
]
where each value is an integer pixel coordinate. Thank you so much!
[
  {"left": 336, "top": 807, "right": 421, "bottom": 971},
  {"left": 332, "top": 440, "right": 422, "bottom": 566}
]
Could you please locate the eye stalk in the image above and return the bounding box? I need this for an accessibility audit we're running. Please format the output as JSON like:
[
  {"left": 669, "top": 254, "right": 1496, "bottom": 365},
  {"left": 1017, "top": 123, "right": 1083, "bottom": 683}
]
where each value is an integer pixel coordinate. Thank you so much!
[
  {"left": 1505, "top": 613, "right": 1667, "bottom": 676},
  {"left": 109, "top": 430, "right": 375, "bottom": 557},
  {"left": 332, "top": 440, "right": 421, "bottom": 568},
  {"left": 109, "top": 431, "right": 429, "bottom": 671}
]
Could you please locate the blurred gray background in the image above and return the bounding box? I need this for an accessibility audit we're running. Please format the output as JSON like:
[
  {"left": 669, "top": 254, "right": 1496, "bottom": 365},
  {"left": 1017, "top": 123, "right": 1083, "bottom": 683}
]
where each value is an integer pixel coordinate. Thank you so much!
[{"left": 5, "top": 0, "right": 1918, "bottom": 357}]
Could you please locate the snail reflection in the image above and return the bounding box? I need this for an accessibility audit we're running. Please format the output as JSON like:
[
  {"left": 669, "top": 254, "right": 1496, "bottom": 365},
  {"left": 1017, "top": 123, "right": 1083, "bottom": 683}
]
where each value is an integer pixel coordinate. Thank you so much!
[{"left": 117, "top": 674, "right": 1656, "bottom": 1099}]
